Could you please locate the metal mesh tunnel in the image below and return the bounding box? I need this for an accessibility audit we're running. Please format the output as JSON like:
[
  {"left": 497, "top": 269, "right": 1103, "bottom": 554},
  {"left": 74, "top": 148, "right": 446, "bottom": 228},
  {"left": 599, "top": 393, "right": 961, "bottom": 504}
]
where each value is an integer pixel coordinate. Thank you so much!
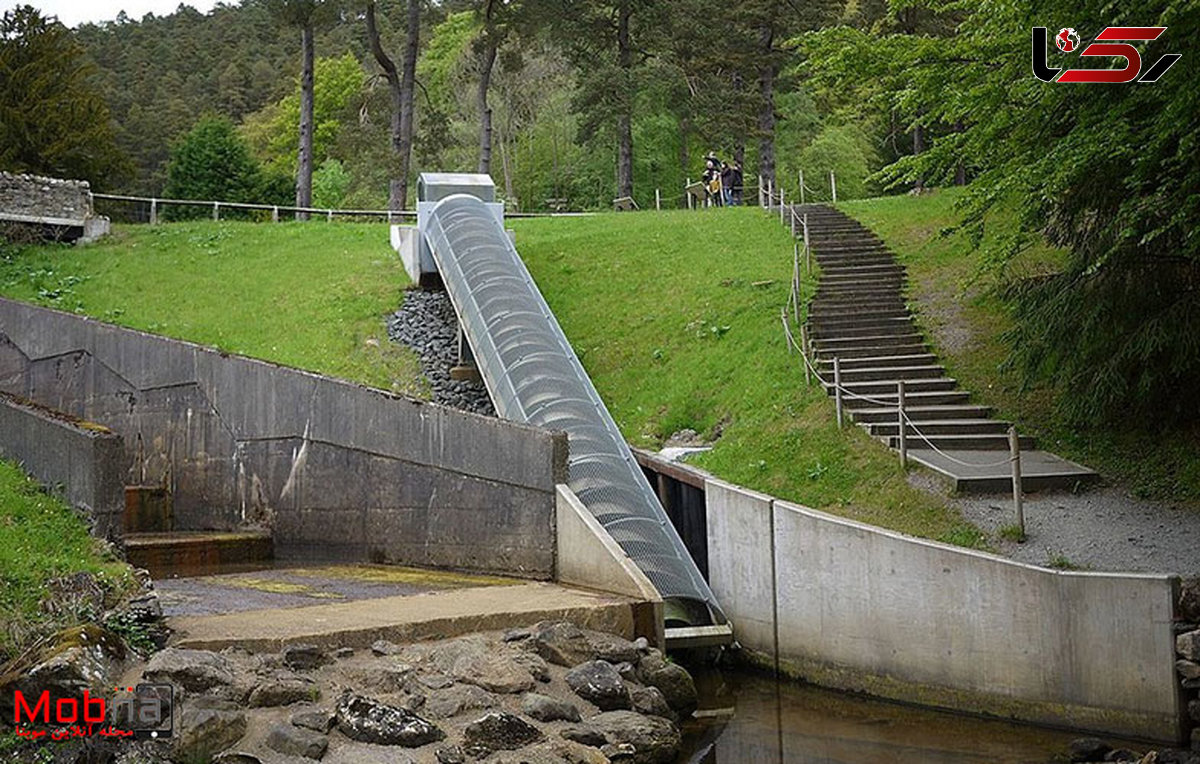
[{"left": 424, "top": 194, "right": 723, "bottom": 625}]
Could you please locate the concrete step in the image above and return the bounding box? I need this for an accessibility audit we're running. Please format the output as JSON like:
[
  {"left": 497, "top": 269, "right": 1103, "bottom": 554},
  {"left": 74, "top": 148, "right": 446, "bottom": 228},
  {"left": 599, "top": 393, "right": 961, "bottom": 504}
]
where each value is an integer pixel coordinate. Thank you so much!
[
  {"left": 828, "top": 377, "right": 959, "bottom": 396},
  {"left": 820, "top": 274, "right": 905, "bottom": 288},
  {"left": 814, "top": 342, "right": 929, "bottom": 360},
  {"left": 867, "top": 419, "right": 1011, "bottom": 437},
  {"left": 815, "top": 243, "right": 891, "bottom": 255},
  {"left": 843, "top": 390, "right": 972, "bottom": 408},
  {"left": 907, "top": 448, "right": 1099, "bottom": 493},
  {"left": 810, "top": 322, "right": 917, "bottom": 340},
  {"left": 125, "top": 531, "right": 274, "bottom": 578},
  {"left": 820, "top": 264, "right": 905, "bottom": 277},
  {"left": 816, "top": 352, "right": 936, "bottom": 370},
  {"left": 815, "top": 256, "right": 898, "bottom": 269},
  {"left": 816, "top": 284, "right": 902, "bottom": 299},
  {"left": 849, "top": 404, "right": 991, "bottom": 423},
  {"left": 813, "top": 332, "right": 925, "bottom": 350},
  {"left": 810, "top": 296, "right": 907, "bottom": 310},
  {"left": 810, "top": 313, "right": 913, "bottom": 329},
  {"left": 884, "top": 433, "right": 1036, "bottom": 451},
  {"left": 837, "top": 364, "right": 947, "bottom": 383},
  {"left": 808, "top": 306, "right": 910, "bottom": 322}
]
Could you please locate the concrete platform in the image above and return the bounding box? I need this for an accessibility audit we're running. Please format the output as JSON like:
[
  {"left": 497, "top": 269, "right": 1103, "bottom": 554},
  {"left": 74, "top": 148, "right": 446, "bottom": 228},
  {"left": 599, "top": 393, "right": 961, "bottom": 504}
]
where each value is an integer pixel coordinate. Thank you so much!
[
  {"left": 126, "top": 531, "right": 273, "bottom": 578},
  {"left": 907, "top": 448, "right": 1099, "bottom": 494},
  {"left": 166, "top": 579, "right": 647, "bottom": 652}
]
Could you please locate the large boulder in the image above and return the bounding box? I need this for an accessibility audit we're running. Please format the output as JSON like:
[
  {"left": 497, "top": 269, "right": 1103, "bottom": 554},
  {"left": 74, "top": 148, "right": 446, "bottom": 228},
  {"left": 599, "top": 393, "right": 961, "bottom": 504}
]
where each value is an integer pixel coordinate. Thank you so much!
[
  {"left": 282, "top": 644, "right": 330, "bottom": 671},
  {"left": 636, "top": 655, "right": 697, "bottom": 716},
  {"left": 1179, "top": 578, "right": 1200, "bottom": 622},
  {"left": 424, "top": 684, "right": 498, "bottom": 719},
  {"left": 463, "top": 711, "right": 544, "bottom": 754},
  {"left": 335, "top": 692, "right": 444, "bottom": 746},
  {"left": 585, "top": 632, "right": 640, "bottom": 665},
  {"left": 176, "top": 698, "right": 246, "bottom": 761},
  {"left": 631, "top": 686, "right": 675, "bottom": 721},
  {"left": 566, "top": 660, "right": 630, "bottom": 711},
  {"left": 144, "top": 648, "right": 234, "bottom": 693},
  {"left": 248, "top": 672, "right": 317, "bottom": 707},
  {"left": 531, "top": 622, "right": 595, "bottom": 667},
  {"left": 589, "top": 711, "right": 681, "bottom": 764},
  {"left": 522, "top": 692, "right": 582, "bottom": 723},
  {"left": 265, "top": 723, "right": 327, "bottom": 759},
  {"left": 453, "top": 652, "right": 535, "bottom": 694},
  {"left": 1178, "top": 630, "right": 1200, "bottom": 662}
]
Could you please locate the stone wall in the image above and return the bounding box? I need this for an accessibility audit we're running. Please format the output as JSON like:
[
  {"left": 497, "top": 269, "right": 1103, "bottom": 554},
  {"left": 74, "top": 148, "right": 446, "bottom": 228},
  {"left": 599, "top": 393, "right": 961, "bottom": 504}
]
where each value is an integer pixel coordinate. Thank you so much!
[
  {"left": 702, "top": 477, "right": 1184, "bottom": 742},
  {"left": 0, "top": 172, "right": 93, "bottom": 223},
  {"left": 0, "top": 391, "right": 125, "bottom": 538},
  {"left": 0, "top": 298, "right": 567, "bottom": 579}
]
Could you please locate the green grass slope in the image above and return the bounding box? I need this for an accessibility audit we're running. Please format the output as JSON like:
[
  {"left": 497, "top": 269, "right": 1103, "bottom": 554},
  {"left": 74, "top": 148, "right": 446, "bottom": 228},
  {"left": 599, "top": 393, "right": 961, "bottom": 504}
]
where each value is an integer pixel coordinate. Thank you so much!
[
  {"left": 0, "top": 222, "right": 423, "bottom": 396},
  {"left": 512, "top": 208, "right": 982, "bottom": 545},
  {"left": 841, "top": 190, "right": 1200, "bottom": 503},
  {"left": 0, "top": 460, "right": 133, "bottom": 662}
]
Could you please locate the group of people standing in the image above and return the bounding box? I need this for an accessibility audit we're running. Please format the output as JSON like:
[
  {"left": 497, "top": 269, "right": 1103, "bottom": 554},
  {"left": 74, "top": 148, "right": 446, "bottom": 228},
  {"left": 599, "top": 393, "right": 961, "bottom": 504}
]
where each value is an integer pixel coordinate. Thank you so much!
[{"left": 702, "top": 152, "right": 743, "bottom": 207}]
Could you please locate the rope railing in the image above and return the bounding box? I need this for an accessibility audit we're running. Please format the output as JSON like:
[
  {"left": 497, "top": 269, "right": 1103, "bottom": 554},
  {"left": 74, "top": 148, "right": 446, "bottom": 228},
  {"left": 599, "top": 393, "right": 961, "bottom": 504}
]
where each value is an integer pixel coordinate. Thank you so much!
[{"left": 774, "top": 187, "right": 1026, "bottom": 534}]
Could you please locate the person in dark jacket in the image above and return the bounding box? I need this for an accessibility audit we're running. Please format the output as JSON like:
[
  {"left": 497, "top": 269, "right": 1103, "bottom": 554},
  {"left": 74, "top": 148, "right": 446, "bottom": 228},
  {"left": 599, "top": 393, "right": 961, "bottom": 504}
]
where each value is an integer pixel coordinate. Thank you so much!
[{"left": 727, "top": 161, "right": 743, "bottom": 206}]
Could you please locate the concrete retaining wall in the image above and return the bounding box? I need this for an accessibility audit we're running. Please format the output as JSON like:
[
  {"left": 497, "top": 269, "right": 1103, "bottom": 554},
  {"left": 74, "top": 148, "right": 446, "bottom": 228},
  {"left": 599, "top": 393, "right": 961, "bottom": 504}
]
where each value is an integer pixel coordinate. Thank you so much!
[
  {"left": 0, "top": 392, "right": 125, "bottom": 538},
  {"left": 0, "top": 298, "right": 567, "bottom": 579},
  {"left": 555, "top": 484, "right": 664, "bottom": 646},
  {"left": 705, "top": 478, "right": 1183, "bottom": 742}
]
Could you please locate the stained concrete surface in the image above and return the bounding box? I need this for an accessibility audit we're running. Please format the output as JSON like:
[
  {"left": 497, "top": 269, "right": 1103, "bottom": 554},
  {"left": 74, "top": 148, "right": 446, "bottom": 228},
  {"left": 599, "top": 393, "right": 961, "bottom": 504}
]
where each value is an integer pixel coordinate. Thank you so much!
[{"left": 156, "top": 563, "right": 520, "bottom": 617}]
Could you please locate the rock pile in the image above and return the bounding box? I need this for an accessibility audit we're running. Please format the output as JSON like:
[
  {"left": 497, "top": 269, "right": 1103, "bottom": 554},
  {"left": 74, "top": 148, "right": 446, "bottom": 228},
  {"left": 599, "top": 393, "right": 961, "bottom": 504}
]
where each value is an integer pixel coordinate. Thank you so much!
[
  {"left": 112, "top": 621, "right": 691, "bottom": 762},
  {"left": 387, "top": 289, "right": 496, "bottom": 417}
]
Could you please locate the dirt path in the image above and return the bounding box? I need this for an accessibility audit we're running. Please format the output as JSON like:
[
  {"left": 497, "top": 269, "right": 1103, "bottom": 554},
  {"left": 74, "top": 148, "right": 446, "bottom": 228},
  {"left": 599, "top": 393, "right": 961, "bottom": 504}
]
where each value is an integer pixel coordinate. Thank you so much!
[{"left": 949, "top": 482, "right": 1200, "bottom": 575}]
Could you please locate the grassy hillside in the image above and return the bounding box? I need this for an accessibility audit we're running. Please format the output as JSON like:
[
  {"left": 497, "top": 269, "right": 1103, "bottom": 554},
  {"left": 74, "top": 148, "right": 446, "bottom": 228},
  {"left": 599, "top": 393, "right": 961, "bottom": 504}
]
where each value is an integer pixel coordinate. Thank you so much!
[
  {"left": 0, "top": 221, "right": 423, "bottom": 396},
  {"left": 0, "top": 460, "right": 133, "bottom": 662},
  {"left": 841, "top": 191, "right": 1200, "bottom": 503},
  {"left": 512, "top": 208, "right": 982, "bottom": 546},
  {"left": 0, "top": 213, "right": 982, "bottom": 546}
]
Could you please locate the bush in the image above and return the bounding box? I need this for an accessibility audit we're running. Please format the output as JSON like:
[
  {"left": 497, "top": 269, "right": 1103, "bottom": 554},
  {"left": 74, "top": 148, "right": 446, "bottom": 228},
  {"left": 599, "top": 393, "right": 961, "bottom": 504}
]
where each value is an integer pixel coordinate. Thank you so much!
[{"left": 163, "top": 116, "right": 271, "bottom": 220}]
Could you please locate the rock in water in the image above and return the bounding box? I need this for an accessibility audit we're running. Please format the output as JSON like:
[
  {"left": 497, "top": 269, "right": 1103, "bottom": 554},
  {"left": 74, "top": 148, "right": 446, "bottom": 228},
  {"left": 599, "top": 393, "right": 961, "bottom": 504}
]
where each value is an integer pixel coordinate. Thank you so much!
[
  {"left": 1069, "top": 737, "right": 1112, "bottom": 762},
  {"left": 589, "top": 711, "right": 681, "bottom": 764},
  {"left": 636, "top": 655, "right": 698, "bottom": 716},
  {"left": 631, "top": 686, "right": 675, "bottom": 720},
  {"left": 335, "top": 692, "right": 444, "bottom": 747},
  {"left": 566, "top": 660, "right": 630, "bottom": 711},
  {"left": 463, "top": 711, "right": 544, "bottom": 753}
]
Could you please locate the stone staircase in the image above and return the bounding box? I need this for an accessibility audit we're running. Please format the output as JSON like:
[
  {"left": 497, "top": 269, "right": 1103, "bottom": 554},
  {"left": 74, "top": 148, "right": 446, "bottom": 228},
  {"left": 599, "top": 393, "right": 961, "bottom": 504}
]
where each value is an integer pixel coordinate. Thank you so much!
[{"left": 792, "top": 203, "right": 1098, "bottom": 494}]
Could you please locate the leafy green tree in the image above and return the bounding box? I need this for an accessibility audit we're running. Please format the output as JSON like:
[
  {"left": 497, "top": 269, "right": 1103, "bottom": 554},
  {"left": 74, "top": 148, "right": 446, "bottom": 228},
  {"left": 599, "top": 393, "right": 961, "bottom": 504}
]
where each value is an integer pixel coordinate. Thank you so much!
[
  {"left": 810, "top": 0, "right": 1200, "bottom": 423},
  {"left": 163, "top": 117, "right": 278, "bottom": 218},
  {"left": 312, "top": 157, "right": 351, "bottom": 207},
  {"left": 0, "top": 5, "right": 127, "bottom": 185}
]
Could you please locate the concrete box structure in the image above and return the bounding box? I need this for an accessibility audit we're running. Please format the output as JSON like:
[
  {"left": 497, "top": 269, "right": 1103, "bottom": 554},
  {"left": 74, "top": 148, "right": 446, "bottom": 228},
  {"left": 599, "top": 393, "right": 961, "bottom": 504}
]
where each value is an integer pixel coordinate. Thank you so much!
[
  {"left": 0, "top": 392, "right": 125, "bottom": 538},
  {"left": 0, "top": 298, "right": 567, "bottom": 579},
  {"left": 705, "top": 478, "right": 1183, "bottom": 742}
]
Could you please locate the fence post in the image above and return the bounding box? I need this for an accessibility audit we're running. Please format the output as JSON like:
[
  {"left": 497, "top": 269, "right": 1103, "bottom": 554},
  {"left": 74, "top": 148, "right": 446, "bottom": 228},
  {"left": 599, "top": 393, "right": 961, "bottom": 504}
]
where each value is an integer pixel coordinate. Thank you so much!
[
  {"left": 830, "top": 171, "right": 838, "bottom": 203},
  {"left": 834, "top": 357, "right": 844, "bottom": 429},
  {"left": 898, "top": 380, "right": 908, "bottom": 469},
  {"left": 212, "top": 201, "right": 219, "bottom": 221},
  {"left": 1009, "top": 426, "right": 1025, "bottom": 536},
  {"left": 272, "top": 206, "right": 279, "bottom": 223},
  {"left": 767, "top": 178, "right": 773, "bottom": 209},
  {"left": 800, "top": 325, "right": 811, "bottom": 385},
  {"left": 758, "top": 175, "right": 764, "bottom": 208},
  {"left": 779, "top": 188, "right": 786, "bottom": 224},
  {"left": 799, "top": 169, "right": 805, "bottom": 205},
  {"left": 802, "top": 213, "right": 810, "bottom": 270},
  {"left": 327, "top": 209, "right": 333, "bottom": 222},
  {"left": 149, "top": 198, "right": 158, "bottom": 225},
  {"left": 655, "top": 188, "right": 661, "bottom": 211},
  {"left": 790, "top": 208, "right": 797, "bottom": 238},
  {"left": 792, "top": 242, "right": 800, "bottom": 325}
]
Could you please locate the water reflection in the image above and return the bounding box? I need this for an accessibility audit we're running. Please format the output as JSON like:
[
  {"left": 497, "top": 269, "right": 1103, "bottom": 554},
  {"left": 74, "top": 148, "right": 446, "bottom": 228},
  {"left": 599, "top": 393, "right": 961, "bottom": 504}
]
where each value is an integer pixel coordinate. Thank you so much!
[{"left": 680, "top": 669, "right": 1091, "bottom": 764}]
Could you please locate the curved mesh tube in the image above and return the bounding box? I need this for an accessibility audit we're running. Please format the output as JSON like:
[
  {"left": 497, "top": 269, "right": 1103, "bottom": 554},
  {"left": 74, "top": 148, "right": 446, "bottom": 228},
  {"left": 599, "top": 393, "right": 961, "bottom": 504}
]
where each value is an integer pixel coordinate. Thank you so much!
[{"left": 424, "top": 194, "right": 722, "bottom": 623}]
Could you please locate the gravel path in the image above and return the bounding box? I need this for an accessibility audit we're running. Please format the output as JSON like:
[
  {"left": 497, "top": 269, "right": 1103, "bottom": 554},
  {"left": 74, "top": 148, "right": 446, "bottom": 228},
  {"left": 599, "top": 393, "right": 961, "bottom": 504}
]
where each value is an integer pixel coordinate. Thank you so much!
[
  {"left": 388, "top": 290, "right": 496, "bottom": 417},
  {"left": 952, "top": 484, "right": 1200, "bottom": 575}
]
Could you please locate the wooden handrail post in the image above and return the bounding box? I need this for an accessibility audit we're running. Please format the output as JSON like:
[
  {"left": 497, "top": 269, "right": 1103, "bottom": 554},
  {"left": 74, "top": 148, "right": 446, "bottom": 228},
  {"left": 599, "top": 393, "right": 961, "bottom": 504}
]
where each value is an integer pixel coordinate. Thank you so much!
[
  {"left": 800, "top": 325, "right": 811, "bottom": 386},
  {"left": 898, "top": 380, "right": 908, "bottom": 469},
  {"left": 1009, "top": 426, "right": 1024, "bottom": 535},
  {"left": 834, "top": 357, "right": 844, "bottom": 429}
]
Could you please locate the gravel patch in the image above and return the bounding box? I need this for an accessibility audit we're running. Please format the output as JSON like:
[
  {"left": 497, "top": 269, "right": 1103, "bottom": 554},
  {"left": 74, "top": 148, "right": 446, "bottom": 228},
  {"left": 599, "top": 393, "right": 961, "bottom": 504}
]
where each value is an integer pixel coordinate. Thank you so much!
[
  {"left": 955, "top": 485, "right": 1200, "bottom": 575},
  {"left": 387, "top": 290, "right": 495, "bottom": 417}
]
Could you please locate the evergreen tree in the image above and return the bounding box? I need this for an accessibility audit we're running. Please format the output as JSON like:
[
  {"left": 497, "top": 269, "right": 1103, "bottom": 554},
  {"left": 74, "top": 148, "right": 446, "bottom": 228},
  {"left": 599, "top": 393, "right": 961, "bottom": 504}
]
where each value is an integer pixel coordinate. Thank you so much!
[
  {"left": 0, "top": 5, "right": 127, "bottom": 185},
  {"left": 163, "top": 116, "right": 281, "bottom": 217}
]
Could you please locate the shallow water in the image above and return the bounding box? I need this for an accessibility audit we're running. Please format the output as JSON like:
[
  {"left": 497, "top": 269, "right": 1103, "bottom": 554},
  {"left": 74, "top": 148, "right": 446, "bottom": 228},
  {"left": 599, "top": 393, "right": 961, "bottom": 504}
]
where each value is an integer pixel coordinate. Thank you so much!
[{"left": 680, "top": 669, "right": 1103, "bottom": 764}]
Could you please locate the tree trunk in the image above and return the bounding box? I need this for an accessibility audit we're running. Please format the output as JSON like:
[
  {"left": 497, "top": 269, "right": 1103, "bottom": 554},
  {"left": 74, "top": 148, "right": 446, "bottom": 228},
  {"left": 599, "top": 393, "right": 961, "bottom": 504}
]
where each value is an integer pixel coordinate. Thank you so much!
[
  {"left": 954, "top": 119, "right": 966, "bottom": 185},
  {"left": 397, "top": 0, "right": 420, "bottom": 210},
  {"left": 615, "top": 0, "right": 634, "bottom": 200},
  {"left": 756, "top": 23, "right": 775, "bottom": 186},
  {"left": 913, "top": 120, "right": 925, "bottom": 191},
  {"left": 477, "top": 40, "right": 496, "bottom": 175},
  {"left": 365, "top": 1, "right": 404, "bottom": 211},
  {"left": 295, "top": 22, "right": 314, "bottom": 220}
]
